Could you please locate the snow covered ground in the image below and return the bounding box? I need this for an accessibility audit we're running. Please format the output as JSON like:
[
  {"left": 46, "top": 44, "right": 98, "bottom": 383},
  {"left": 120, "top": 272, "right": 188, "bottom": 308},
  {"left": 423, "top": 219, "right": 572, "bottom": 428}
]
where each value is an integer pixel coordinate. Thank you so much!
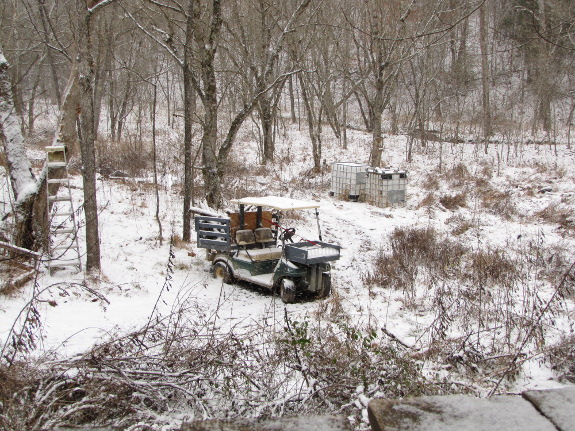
[{"left": 1, "top": 124, "right": 574, "bottom": 428}]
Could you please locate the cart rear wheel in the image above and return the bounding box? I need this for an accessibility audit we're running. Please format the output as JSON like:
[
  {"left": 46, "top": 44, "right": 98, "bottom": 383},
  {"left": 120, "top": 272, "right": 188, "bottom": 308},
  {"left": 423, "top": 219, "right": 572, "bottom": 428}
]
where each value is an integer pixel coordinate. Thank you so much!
[
  {"left": 213, "top": 262, "right": 234, "bottom": 284},
  {"left": 280, "top": 278, "right": 296, "bottom": 304},
  {"left": 318, "top": 272, "right": 332, "bottom": 298}
]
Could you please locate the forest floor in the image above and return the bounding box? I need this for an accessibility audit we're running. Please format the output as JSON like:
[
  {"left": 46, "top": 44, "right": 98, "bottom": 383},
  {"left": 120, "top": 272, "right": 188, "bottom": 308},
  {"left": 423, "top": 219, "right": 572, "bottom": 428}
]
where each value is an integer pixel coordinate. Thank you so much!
[{"left": 1, "top": 124, "right": 574, "bottom": 430}]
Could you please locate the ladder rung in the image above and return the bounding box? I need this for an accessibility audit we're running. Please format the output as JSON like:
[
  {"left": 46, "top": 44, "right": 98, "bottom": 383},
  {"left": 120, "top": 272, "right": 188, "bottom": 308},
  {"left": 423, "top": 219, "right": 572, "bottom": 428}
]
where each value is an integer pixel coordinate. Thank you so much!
[
  {"left": 47, "top": 162, "right": 67, "bottom": 168},
  {"left": 52, "top": 228, "right": 75, "bottom": 234},
  {"left": 48, "top": 196, "right": 71, "bottom": 202},
  {"left": 52, "top": 245, "right": 80, "bottom": 251},
  {"left": 46, "top": 145, "right": 66, "bottom": 152},
  {"left": 47, "top": 259, "right": 81, "bottom": 268},
  {"left": 47, "top": 178, "right": 70, "bottom": 184}
]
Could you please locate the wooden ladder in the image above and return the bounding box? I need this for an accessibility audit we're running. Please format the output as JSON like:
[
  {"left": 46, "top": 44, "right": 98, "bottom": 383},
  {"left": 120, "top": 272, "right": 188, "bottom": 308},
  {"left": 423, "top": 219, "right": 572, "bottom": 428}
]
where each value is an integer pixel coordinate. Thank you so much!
[{"left": 46, "top": 145, "right": 82, "bottom": 274}]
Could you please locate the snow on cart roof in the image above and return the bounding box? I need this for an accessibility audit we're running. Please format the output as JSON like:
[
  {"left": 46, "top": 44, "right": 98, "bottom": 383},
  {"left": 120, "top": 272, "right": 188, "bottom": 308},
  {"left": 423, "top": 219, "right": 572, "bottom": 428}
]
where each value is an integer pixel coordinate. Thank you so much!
[{"left": 230, "top": 196, "right": 320, "bottom": 211}]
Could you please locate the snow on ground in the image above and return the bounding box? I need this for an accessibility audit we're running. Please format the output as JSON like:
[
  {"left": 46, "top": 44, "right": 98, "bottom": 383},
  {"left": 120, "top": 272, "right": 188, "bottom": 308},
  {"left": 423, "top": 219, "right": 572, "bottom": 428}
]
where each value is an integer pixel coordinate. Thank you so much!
[{"left": 1, "top": 125, "right": 575, "bottom": 411}]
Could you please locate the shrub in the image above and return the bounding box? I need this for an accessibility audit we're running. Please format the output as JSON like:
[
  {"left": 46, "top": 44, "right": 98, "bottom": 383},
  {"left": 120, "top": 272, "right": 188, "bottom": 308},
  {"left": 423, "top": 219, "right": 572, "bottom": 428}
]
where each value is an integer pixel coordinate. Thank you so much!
[
  {"left": 364, "top": 226, "right": 574, "bottom": 389},
  {"left": 547, "top": 335, "right": 575, "bottom": 383},
  {"left": 422, "top": 172, "right": 440, "bottom": 191},
  {"left": 446, "top": 214, "right": 473, "bottom": 236},
  {"left": 466, "top": 248, "right": 518, "bottom": 289},
  {"left": 363, "top": 227, "right": 467, "bottom": 294},
  {"left": 417, "top": 192, "right": 437, "bottom": 209},
  {"left": 96, "top": 135, "right": 151, "bottom": 177},
  {"left": 439, "top": 193, "right": 467, "bottom": 210},
  {"left": 0, "top": 363, "right": 32, "bottom": 431},
  {"left": 478, "top": 161, "right": 493, "bottom": 179},
  {"left": 479, "top": 188, "right": 516, "bottom": 219},
  {"left": 536, "top": 205, "right": 574, "bottom": 231},
  {"left": 276, "top": 314, "right": 453, "bottom": 413},
  {"left": 448, "top": 163, "right": 470, "bottom": 186}
]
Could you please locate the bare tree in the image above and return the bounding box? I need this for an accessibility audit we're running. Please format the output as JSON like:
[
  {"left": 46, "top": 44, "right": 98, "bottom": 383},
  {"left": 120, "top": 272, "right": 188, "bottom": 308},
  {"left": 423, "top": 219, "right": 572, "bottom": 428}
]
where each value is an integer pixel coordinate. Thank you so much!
[
  {"left": 193, "top": 0, "right": 312, "bottom": 207},
  {"left": 129, "top": 0, "right": 312, "bottom": 212},
  {"left": 74, "top": 0, "right": 118, "bottom": 272},
  {"left": 346, "top": 0, "right": 416, "bottom": 166},
  {"left": 225, "top": 1, "right": 303, "bottom": 164},
  {"left": 498, "top": 0, "right": 574, "bottom": 135}
]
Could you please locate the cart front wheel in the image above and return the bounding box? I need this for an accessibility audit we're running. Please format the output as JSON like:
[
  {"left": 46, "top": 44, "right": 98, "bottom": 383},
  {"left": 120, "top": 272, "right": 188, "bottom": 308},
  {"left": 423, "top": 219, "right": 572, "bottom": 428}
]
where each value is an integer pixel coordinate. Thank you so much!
[
  {"left": 213, "top": 262, "right": 235, "bottom": 284},
  {"left": 280, "top": 278, "right": 296, "bottom": 304}
]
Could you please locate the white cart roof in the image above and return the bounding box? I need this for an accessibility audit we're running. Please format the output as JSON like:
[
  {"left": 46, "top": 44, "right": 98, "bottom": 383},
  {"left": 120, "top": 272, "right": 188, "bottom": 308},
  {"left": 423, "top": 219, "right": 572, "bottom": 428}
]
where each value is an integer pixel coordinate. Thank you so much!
[{"left": 230, "top": 196, "right": 320, "bottom": 210}]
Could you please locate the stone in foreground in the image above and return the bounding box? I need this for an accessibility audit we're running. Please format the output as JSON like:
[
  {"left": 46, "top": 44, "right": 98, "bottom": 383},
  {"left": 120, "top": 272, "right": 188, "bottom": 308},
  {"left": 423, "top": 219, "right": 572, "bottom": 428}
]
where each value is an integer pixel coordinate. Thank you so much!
[
  {"left": 523, "top": 386, "right": 575, "bottom": 431},
  {"left": 368, "top": 394, "right": 556, "bottom": 431},
  {"left": 181, "top": 414, "right": 352, "bottom": 431}
]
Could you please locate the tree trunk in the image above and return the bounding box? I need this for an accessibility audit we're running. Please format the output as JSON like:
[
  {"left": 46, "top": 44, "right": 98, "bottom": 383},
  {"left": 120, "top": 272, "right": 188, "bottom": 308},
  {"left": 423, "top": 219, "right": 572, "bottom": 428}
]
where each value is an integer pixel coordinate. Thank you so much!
[
  {"left": 202, "top": 57, "right": 223, "bottom": 208},
  {"left": 299, "top": 74, "right": 321, "bottom": 172},
  {"left": 390, "top": 99, "right": 398, "bottom": 135},
  {"left": 180, "top": 0, "right": 205, "bottom": 240},
  {"left": 1, "top": 46, "right": 44, "bottom": 249},
  {"left": 108, "top": 67, "right": 116, "bottom": 141},
  {"left": 258, "top": 80, "right": 275, "bottom": 163},
  {"left": 354, "top": 90, "right": 370, "bottom": 131},
  {"left": 319, "top": 61, "right": 340, "bottom": 141},
  {"left": 479, "top": 2, "right": 492, "bottom": 150},
  {"left": 188, "top": 0, "right": 224, "bottom": 210},
  {"left": 27, "top": 72, "right": 41, "bottom": 135},
  {"left": 93, "top": 21, "right": 114, "bottom": 141},
  {"left": 567, "top": 100, "right": 575, "bottom": 149},
  {"left": 58, "top": 65, "right": 81, "bottom": 158},
  {"left": 288, "top": 74, "right": 297, "bottom": 123},
  {"left": 9, "top": 64, "right": 27, "bottom": 137},
  {"left": 116, "top": 81, "right": 133, "bottom": 142},
  {"left": 151, "top": 82, "right": 162, "bottom": 244},
  {"left": 369, "top": 64, "right": 385, "bottom": 167},
  {"left": 1, "top": 51, "right": 36, "bottom": 199},
  {"left": 199, "top": 39, "right": 222, "bottom": 209},
  {"left": 533, "top": 0, "right": 552, "bottom": 134},
  {"left": 182, "top": 6, "right": 196, "bottom": 241},
  {"left": 202, "top": 93, "right": 221, "bottom": 208},
  {"left": 76, "top": 0, "right": 101, "bottom": 272},
  {"left": 342, "top": 93, "right": 348, "bottom": 149}
]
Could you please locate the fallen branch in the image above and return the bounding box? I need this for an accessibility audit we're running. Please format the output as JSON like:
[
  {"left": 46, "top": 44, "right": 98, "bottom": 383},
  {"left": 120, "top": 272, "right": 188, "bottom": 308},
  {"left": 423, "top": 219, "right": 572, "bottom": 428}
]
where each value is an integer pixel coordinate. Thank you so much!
[
  {"left": 0, "top": 241, "right": 41, "bottom": 260},
  {"left": 381, "top": 327, "right": 412, "bottom": 350},
  {"left": 189, "top": 206, "right": 225, "bottom": 218}
]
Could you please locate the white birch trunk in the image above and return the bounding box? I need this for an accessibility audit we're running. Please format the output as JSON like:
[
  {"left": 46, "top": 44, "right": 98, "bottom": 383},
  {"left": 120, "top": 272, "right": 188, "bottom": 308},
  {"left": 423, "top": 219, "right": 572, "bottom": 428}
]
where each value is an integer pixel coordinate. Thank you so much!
[{"left": 0, "top": 48, "right": 38, "bottom": 207}]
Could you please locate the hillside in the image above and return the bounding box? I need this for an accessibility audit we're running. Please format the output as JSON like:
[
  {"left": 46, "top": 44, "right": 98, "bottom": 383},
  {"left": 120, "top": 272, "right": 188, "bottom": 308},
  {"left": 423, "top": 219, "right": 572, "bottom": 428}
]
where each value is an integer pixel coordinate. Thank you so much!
[{"left": 1, "top": 124, "right": 574, "bottom": 429}]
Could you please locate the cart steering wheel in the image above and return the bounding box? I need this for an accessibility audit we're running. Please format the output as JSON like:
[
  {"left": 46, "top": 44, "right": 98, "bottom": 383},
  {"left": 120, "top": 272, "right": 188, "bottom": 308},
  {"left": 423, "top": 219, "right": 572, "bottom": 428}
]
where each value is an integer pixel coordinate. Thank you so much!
[{"left": 280, "top": 227, "right": 296, "bottom": 243}]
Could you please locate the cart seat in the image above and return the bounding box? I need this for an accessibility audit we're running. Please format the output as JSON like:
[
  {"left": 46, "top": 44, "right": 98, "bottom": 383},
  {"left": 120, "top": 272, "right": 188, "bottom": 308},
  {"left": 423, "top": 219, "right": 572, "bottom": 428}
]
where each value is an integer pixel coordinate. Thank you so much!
[
  {"left": 237, "top": 248, "right": 283, "bottom": 262},
  {"left": 255, "top": 227, "right": 274, "bottom": 244},
  {"left": 236, "top": 229, "right": 256, "bottom": 246}
]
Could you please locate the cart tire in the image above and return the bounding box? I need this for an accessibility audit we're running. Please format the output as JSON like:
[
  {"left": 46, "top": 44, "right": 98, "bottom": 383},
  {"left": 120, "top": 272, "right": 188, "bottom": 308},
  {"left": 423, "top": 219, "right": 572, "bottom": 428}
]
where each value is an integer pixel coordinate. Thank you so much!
[
  {"left": 280, "top": 278, "right": 296, "bottom": 304},
  {"left": 213, "top": 262, "right": 235, "bottom": 284},
  {"left": 318, "top": 272, "right": 332, "bottom": 298}
]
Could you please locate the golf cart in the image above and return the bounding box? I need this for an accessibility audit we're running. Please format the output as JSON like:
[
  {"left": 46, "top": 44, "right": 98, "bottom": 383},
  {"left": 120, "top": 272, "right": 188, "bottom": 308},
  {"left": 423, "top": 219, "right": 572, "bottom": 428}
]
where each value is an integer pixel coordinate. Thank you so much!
[{"left": 194, "top": 196, "right": 341, "bottom": 303}]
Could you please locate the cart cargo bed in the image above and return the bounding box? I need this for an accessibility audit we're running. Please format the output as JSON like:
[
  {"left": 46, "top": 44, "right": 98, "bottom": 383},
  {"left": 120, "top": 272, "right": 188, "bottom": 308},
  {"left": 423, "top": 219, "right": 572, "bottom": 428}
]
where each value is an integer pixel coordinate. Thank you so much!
[{"left": 284, "top": 242, "right": 341, "bottom": 264}]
